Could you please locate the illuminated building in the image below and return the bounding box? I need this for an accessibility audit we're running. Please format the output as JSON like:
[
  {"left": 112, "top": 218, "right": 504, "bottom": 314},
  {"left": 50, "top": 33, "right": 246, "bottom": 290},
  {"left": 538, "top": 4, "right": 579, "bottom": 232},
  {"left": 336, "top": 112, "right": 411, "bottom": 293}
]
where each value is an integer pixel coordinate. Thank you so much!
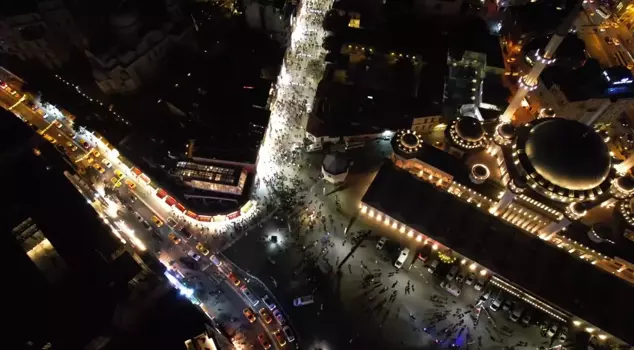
[
  {"left": 360, "top": 114, "right": 634, "bottom": 344},
  {"left": 499, "top": 2, "right": 581, "bottom": 123},
  {"left": 0, "top": 111, "right": 211, "bottom": 349},
  {"left": 443, "top": 117, "right": 488, "bottom": 157}
]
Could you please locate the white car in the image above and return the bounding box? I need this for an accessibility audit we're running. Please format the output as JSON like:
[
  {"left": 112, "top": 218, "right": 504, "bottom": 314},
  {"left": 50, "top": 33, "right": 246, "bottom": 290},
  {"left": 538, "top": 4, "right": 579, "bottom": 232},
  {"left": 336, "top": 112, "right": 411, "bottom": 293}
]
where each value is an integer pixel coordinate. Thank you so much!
[
  {"left": 262, "top": 295, "right": 276, "bottom": 311},
  {"left": 376, "top": 237, "right": 387, "bottom": 250},
  {"left": 428, "top": 259, "right": 439, "bottom": 273},
  {"left": 558, "top": 326, "right": 568, "bottom": 342},
  {"left": 282, "top": 326, "right": 295, "bottom": 343},
  {"left": 546, "top": 323, "right": 559, "bottom": 338},
  {"left": 446, "top": 265, "right": 459, "bottom": 280},
  {"left": 474, "top": 279, "right": 485, "bottom": 291},
  {"left": 187, "top": 250, "right": 201, "bottom": 261},
  {"left": 479, "top": 291, "right": 491, "bottom": 301},
  {"left": 509, "top": 304, "right": 524, "bottom": 322},
  {"left": 490, "top": 297, "right": 502, "bottom": 311},
  {"left": 465, "top": 273, "right": 476, "bottom": 285},
  {"left": 102, "top": 158, "right": 112, "bottom": 168}
]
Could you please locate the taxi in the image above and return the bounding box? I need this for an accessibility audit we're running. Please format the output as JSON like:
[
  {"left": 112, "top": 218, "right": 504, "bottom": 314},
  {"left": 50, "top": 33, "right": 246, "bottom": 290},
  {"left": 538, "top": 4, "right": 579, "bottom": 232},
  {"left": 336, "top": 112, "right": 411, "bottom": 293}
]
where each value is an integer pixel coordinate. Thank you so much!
[
  {"left": 125, "top": 179, "right": 136, "bottom": 189},
  {"left": 168, "top": 232, "right": 181, "bottom": 244},
  {"left": 110, "top": 176, "right": 121, "bottom": 188},
  {"left": 243, "top": 308, "right": 256, "bottom": 323},
  {"left": 114, "top": 169, "right": 124, "bottom": 179},
  {"left": 93, "top": 164, "right": 105, "bottom": 174},
  {"left": 196, "top": 243, "right": 210, "bottom": 256},
  {"left": 151, "top": 215, "right": 164, "bottom": 227}
]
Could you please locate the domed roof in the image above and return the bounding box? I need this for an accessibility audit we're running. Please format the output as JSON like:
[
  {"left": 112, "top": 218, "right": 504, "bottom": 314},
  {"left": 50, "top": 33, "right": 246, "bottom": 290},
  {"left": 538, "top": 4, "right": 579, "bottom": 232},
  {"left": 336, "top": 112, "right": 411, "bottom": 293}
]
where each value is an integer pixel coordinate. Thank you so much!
[
  {"left": 524, "top": 119, "right": 611, "bottom": 191},
  {"left": 322, "top": 153, "right": 350, "bottom": 175},
  {"left": 497, "top": 123, "right": 515, "bottom": 139},
  {"left": 455, "top": 118, "right": 484, "bottom": 142},
  {"left": 616, "top": 176, "right": 634, "bottom": 192},
  {"left": 401, "top": 133, "right": 419, "bottom": 148},
  {"left": 472, "top": 164, "right": 489, "bottom": 177}
]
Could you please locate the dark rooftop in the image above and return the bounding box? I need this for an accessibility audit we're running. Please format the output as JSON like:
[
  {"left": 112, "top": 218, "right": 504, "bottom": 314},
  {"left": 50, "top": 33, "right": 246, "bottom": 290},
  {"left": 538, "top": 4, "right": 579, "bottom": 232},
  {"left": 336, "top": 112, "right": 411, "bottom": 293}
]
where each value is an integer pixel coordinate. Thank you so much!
[
  {"left": 542, "top": 59, "right": 634, "bottom": 102},
  {"left": 362, "top": 162, "right": 634, "bottom": 344},
  {"left": 448, "top": 17, "right": 505, "bottom": 70}
]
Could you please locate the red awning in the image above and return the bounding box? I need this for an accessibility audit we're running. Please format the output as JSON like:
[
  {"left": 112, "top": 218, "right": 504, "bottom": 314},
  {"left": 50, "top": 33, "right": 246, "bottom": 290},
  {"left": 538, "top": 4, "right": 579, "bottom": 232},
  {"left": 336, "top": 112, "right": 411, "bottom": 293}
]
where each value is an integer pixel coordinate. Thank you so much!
[
  {"left": 131, "top": 167, "right": 142, "bottom": 176},
  {"left": 198, "top": 215, "right": 212, "bottom": 222},
  {"left": 165, "top": 196, "right": 176, "bottom": 206},
  {"left": 185, "top": 211, "right": 197, "bottom": 219},
  {"left": 175, "top": 203, "right": 186, "bottom": 213},
  {"left": 156, "top": 189, "right": 167, "bottom": 199},
  {"left": 139, "top": 173, "right": 150, "bottom": 184},
  {"left": 227, "top": 211, "right": 241, "bottom": 220}
]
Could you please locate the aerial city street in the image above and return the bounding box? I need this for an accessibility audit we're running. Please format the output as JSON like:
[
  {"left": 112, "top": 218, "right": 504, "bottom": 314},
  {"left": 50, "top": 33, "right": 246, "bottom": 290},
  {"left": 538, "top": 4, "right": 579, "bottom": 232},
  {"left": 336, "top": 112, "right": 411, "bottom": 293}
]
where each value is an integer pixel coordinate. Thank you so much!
[{"left": 1, "top": 0, "right": 634, "bottom": 349}]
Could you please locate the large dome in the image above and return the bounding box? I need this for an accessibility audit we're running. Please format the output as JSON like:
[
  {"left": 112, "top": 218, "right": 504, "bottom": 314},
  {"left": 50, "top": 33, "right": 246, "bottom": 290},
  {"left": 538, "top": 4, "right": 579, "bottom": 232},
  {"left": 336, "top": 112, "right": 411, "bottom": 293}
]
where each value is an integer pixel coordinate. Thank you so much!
[
  {"left": 456, "top": 118, "right": 484, "bottom": 141},
  {"left": 523, "top": 119, "right": 611, "bottom": 191}
]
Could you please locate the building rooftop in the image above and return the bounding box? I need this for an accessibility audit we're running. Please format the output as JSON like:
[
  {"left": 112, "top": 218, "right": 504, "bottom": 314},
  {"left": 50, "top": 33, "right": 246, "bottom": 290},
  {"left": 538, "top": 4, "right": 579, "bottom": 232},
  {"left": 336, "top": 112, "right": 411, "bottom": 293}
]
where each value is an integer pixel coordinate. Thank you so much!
[
  {"left": 362, "top": 162, "right": 634, "bottom": 344},
  {"left": 448, "top": 18, "right": 505, "bottom": 70},
  {"left": 541, "top": 59, "right": 634, "bottom": 102}
]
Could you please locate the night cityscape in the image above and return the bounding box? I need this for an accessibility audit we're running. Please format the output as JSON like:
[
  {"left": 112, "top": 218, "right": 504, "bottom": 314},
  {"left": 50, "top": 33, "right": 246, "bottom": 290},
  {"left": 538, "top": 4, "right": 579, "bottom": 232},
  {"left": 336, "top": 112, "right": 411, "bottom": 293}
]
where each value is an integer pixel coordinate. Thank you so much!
[{"left": 2, "top": 0, "right": 634, "bottom": 349}]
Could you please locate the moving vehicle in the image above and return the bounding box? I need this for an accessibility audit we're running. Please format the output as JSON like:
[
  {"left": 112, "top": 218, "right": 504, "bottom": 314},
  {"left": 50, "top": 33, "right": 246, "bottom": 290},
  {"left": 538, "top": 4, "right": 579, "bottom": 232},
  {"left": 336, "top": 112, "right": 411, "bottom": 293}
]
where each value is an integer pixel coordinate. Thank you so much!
[
  {"left": 273, "top": 329, "right": 287, "bottom": 347},
  {"left": 227, "top": 272, "right": 241, "bottom": 286},
  {"left": 102, "top": 159, "right": 112, "bottom": 168},
  {"left": 110, "top": 177, "right": 121, "bottom": 187},
  {"left": 187, "top": 250, "right": 201, "bottom": 261},
  {"left": 262, "top": 295, "right": 276, "bottom": 310},
  {"left": 93, "top": 164, "right": 105, "bottom": 174},
  {"left": 293, "top": 295, "right": 314, "bottom": 307},
  {"left": 125, "top": 179, "right": 136, "bottom": 189},
  {"left": 394, "top": 247, "right": 410, "bottom": 269},
  {"left": 282, "top": 326, "right": 295, "bottom": 343},
  {"left": 114, "top": 169, "right": 124, "bottom": 179},
  {"left": 446, "top": 265, "right": 459, "bottom": 280},
  {"left": 376, "top": 237, "right": 387, "bottom": 250},
  {"left": 168, "top": 233, "right": 181, "bottom": 244},
  {"left": 465, "top": 273, "right": 476, "bottom": 285},
  {"left": 151, "top": 215, "right": 163, "bottom": 227},
  {"left": 196, "top": 243, "right": 210, "bottom": 256},
  {"left": 428, "top": 259, "right": 439, "bottom": 273},
  {"left": 259, "top": 308, "right": 273, "bottom": 324},
  {"left": 257, "top": 334, "right": 272, "bottom": 349},
  {"left": 273, "top": 309, "right": 285, "bottom": 325},
  {"left": 243, "top": 308, "right": 256, "bottom": 323},
  {"left": 92, "top": 150, "right": 101, "bottom": 157},
  {"left": 167, "top": 217, "right": 177, "bottom": 227},
  {"left": 242, "top": 288, "right": 260, "bottom": 307},
  {"left": 134, "top": 212, "right": 144, "bottom": 222},
  {"left": 142, "top": 221, "right": 152, "bottom": 231},
  {"left": 502, "top": 299, "right": 513, "bottom": 311}
]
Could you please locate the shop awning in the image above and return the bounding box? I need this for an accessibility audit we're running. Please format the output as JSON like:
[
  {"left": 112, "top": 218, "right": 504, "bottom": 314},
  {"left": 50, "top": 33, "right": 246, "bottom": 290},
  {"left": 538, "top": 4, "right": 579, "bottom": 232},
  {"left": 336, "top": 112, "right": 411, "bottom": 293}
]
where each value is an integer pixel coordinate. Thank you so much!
[
  {"left": 165, "top": 196, "right": 177, "bottom": 206},
  {"left": 156, "top": 189, "right": 167, "bottom": 199},
  {"left": 131, "top": 167, "right": 142, "bottom": 176},
  {"left": 185, "top": 211, "right": 197, "bottom": 219},
  {"left": 227, "top": 211, "right": 241, "bottom": 220},
  {"left": 198, "top": 215, "right": 212, "bottom": 222},
  {"left": 175, "top": 203, "right": 186, "bottom": 213}
]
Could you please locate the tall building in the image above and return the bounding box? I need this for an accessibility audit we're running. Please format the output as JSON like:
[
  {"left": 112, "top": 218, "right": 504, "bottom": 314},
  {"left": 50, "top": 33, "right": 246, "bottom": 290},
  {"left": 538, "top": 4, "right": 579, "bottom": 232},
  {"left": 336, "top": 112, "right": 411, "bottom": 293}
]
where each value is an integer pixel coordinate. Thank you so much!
[
  {"left": 0, "top": 111, "right": 212, "bottom": 349},
  {"left": 0, "top": 0, "right": 86, "bottom": 69}
]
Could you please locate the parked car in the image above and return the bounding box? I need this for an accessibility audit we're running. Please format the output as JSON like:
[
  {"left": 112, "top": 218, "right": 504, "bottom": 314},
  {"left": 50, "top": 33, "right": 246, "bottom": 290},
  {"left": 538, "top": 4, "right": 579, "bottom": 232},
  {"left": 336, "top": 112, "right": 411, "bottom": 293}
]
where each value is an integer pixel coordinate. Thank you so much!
[
  {"left": 510, "top": 304, "right": 524, "bottom": 322},
  {"left": 187, "top": 250, "right": 201, "bottom": 261},
  {"left": 465, "top": 273, "right": 476, "bottom": 285},
  {"left": 446, "top": 265, "right": 459, "bottom": 280},
  {"left": 293, "top": 295, "right": 314, "bottom": 307},
  {"left": 546, "top": 323, "right": 559, "bottom": 338},
  {"left": 521, "top": 312, "right": 532, "bottom": 326},
  {"left": 479, "top": 291, "right": 491, "bottom": 301},
  {"left": 559, "top": 326, "right": 568, "bottom": 342},
  {"left": 428, "top": 259, "right": 439, "bottom": 273},
  {"left": 376, "top": 237, "right": 387, "bottom": 250},
  {"left": 272, "top": 309, "right": 285, "bottom": 325},
  {"left": 242, "top": 308, "right": 256, "bottom": 323},
  {"left": 474, "top": 279, "right": 486, "bottom": 291},
  {"left": 455, "top": 272, "right": 465, "bottom": 283},
  {"left": 490, "top": 297, "right": 503, "bottom": 311},
  {"left": 282, "top": 326, "right": 295, "bottom": 343}
]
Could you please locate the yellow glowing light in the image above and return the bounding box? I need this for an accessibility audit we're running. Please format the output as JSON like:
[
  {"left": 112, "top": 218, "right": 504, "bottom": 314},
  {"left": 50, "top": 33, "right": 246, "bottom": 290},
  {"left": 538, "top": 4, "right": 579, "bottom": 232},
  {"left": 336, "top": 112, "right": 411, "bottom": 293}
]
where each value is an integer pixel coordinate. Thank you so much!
[
  {"left": 399, "top": 226, "right": 405, "bottom": 233},
  {"left": 368, "top": 210, "right": 374, "bottom": 218},
  {"left": 376, "top": 214, "right": 382, "bottom": 221},
  {"left": 480, "top": 269, "right": 487, "bottom": 276},
  {"left": 407, "top": 230, "right": 414, "bottom": 238},
  {"left": 461, "top": 259, "right": 466, "bottom": 265},
  {"left": 432, "top": 244, "right": 438, "bottom": 250},
  {"left": 585, "top": 327, "right": 594, "bottom": 333},
  {"left": 598, "top": 334, "right": 607, "bottom": 340},
  {"left": 391, "top": 222, "right": 397, "bottom": 229},
  {"left": 416, "top": 235, "right": 423, "bottom": 242},
  {"left": 573, "top": 320, "right": 581, "bottom": 326},
  {"left": 469, "top": 263, "right": 477, "bottom": 271}
]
